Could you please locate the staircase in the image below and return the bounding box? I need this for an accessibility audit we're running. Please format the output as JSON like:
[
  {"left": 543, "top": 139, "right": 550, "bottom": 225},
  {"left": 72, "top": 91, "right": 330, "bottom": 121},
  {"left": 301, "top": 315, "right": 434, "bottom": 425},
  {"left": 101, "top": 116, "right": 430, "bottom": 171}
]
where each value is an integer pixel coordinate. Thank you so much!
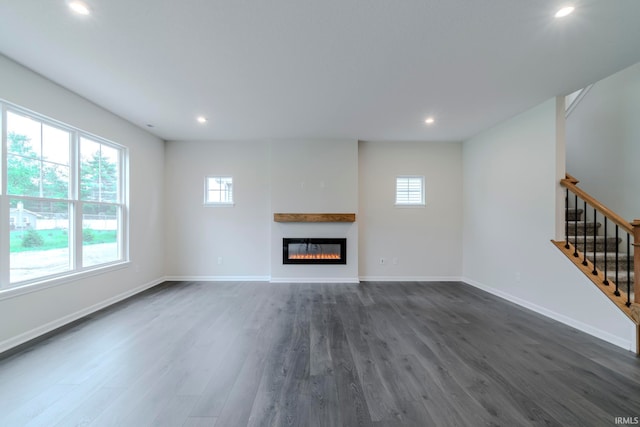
[
  {"left": 566, "top": 208, "right": 634, "bottom": 300},
  {"left": 552, "top": 174, "right": 640, "bottom": 355}
]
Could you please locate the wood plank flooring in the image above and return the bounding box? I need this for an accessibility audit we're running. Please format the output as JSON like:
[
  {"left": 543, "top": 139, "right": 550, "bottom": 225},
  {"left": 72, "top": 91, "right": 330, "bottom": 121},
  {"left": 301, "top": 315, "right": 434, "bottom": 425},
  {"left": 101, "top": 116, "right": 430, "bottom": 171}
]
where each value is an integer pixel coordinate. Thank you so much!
[{"left": 0, "top": 281, "right": 639, "bottom": 426}]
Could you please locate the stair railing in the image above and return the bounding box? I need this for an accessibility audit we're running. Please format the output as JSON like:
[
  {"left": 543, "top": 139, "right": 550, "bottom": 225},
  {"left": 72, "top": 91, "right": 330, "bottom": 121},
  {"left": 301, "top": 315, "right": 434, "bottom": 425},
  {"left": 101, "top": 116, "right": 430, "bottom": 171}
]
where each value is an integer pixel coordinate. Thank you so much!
[{"left": 558, "top": 174, "right": 640, "bottom": 332}]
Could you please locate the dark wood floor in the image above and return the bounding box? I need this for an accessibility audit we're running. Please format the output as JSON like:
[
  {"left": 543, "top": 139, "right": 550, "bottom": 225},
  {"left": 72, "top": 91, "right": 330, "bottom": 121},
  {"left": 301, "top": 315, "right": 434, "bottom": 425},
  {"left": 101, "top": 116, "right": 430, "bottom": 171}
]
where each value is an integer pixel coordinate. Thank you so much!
[{"left": 0, "top": 281, "right": 639, "bottom": 427}]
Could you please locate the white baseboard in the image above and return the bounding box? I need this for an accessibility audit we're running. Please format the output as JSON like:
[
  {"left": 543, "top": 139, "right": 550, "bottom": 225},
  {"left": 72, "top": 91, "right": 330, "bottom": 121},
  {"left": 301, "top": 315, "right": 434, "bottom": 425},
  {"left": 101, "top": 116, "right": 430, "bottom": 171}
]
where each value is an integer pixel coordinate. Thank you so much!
[
  {"left": 0, "top": 277, "right": 165, "bottom": 355},
  {"left": 359, "top": 276, "right": 462, "bottom": 282},
  {"left": 163, "top": 276, "right": 271, "bottom": 282},
  {"left": 461, "top": 277, "right": 634, "bottom": 351},
  {"left": 270, "top": 277, "right": 360, "bottom": 284}
]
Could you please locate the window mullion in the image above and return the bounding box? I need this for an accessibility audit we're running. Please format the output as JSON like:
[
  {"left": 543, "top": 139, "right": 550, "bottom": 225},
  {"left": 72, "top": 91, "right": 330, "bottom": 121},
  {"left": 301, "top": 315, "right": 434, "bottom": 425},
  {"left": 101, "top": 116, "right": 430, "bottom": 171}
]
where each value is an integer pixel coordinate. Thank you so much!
[
  {"left": 0, "top": 196, "right": 9, "bottom": 288},
  {"left": 98, "top": 145, "right": 102, "bottom": 203},
  {"left": 121, "top": 149, "right": 128, "bottom": 261},
  {"left": 39, "top": 123, "right": 44, "bottom": 198},
  {"left": 72, "top": 131, "right": 82, "bottom": 270},
  {"left": 0, "top": 103, "right": 4, "bottom": 196},
  {"left": 0, "top": 104, "right": 9, "bottom": 288}
]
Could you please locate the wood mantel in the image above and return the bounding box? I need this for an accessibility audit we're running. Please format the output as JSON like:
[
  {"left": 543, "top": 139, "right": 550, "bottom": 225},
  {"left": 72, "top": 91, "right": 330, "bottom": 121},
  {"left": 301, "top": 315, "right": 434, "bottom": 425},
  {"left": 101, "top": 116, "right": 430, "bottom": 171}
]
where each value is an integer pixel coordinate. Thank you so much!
[{"left": 273, "top": 213, "right": 356, "bottom": 223}]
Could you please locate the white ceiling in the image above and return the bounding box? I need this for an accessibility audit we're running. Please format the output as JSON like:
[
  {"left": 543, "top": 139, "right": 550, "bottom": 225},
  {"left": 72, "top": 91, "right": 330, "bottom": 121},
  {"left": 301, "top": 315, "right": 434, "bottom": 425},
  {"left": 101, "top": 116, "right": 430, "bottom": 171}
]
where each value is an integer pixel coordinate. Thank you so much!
[{"left": 0, "top": 0, "right": 639, "bottom": 142}]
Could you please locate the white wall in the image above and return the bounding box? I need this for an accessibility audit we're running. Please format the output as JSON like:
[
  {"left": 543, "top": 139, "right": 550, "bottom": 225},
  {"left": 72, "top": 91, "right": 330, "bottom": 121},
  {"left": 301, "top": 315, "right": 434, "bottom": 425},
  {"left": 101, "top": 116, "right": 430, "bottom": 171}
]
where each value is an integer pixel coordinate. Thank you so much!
[
  {"left": 164, "top": 139, "right": 358, "bottom": 282},
  {"left": 269, "top": 140, "right": 359, "bottom": 282},
  {"left": 0, "top": 54, "right": 165, "bottom": 352},
  {"left": 164, "top": 140, "right": 271, "bottom": 280},
  {"left": 567, "top": 61, "right": 640, "bottom": 222},
  {"left": 463, "top": 98, "right": 636, "bottom": 350},
  {"left": 358, "top": 141, "right": 462, "bottom": 280}
]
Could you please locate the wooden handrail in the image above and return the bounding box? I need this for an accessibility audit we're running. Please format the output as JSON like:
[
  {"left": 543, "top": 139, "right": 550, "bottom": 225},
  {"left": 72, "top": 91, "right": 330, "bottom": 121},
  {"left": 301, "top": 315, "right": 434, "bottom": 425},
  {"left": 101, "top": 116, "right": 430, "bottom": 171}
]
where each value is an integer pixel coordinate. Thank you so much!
[
  {"left": 565, "top": 173, "right": 579, "bottom": 185},
  {"left": 560, "top": 177, "right": 633, "bottom": 235}
]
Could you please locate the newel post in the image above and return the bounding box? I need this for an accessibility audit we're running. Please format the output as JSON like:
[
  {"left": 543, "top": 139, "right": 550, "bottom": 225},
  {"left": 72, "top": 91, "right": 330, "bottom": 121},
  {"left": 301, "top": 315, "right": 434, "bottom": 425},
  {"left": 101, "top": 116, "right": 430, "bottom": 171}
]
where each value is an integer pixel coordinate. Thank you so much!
[
  {"left": 633, "top": 220, "right": 640, "bottom": 305},
  {"left": 632, "top": 220, "right": 640, "bottom": 355}
]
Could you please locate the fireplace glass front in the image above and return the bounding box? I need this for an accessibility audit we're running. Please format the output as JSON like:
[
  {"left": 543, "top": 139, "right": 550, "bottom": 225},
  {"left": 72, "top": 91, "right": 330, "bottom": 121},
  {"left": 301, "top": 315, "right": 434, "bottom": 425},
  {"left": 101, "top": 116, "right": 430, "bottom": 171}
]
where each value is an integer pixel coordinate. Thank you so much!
[{"left": 283, "top": 238, "right": 347, "bottom": 265}]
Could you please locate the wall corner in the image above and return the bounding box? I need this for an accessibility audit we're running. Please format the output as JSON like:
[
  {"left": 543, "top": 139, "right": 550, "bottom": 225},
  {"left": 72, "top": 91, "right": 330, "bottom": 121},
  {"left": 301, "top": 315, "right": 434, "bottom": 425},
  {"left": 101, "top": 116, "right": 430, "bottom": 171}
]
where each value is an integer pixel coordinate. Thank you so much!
[{"left": 555, "top": 96, "right": 567, "bottom": 241}]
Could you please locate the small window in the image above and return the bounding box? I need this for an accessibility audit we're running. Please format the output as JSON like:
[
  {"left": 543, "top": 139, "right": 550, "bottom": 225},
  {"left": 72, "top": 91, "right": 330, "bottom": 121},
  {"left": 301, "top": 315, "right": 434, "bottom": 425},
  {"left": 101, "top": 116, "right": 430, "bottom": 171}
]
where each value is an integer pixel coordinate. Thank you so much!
[
  {"left": 205, "top": 176, "right": 233, "bottom": 205},
  {"left": 395, "top": 176, "right": 425, "bottom": 206}
]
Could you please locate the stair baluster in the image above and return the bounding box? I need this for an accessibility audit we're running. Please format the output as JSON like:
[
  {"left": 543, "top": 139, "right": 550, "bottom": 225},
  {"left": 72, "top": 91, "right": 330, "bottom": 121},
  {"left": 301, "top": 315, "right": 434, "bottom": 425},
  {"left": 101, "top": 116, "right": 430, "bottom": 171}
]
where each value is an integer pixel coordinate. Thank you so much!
[
  {"left": 603, "top": 218, "right": 609, "bottom": 286},
  {"left": 615, "top": 226, "right": 620, "bottom": 297},
  {"left": 592, "top": 208, "right": 598, "bottom": 275},
  {"left": 573, "top": 194, "right": 579, "bottom": 258},
  {"left": 583, "top": 201, "right": 588, "bottom": 266},
  {"left": 627, "top": 235, "right": 631, "bottom": 307},
  {"left": 565, "top": 188, "right": 570, "bottom": 250}
]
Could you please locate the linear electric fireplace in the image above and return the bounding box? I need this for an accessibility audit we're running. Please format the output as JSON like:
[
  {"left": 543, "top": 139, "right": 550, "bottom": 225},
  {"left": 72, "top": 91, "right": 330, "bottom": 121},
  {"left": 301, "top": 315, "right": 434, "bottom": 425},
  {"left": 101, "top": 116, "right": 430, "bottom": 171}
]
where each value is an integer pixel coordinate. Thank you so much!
[{"left": 283, "top": 238, "right": 347, "bottom": 265}]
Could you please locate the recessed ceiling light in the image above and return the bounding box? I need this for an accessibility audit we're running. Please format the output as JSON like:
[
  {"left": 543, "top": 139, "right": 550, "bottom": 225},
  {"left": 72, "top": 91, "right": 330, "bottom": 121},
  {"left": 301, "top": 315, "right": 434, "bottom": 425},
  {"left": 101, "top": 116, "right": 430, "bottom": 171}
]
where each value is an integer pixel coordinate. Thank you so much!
[
  {"left": 68, "top": 1, "right": 90, "bottom": 15},
  {"left": 555, "top": 6, "right": 575, "bottom": 18},
  {"left": 197, "top": 116, "right": 207, "bottom": 124},
  {"left": 424, "top": 117, "right": 435, "bottom": 125}
]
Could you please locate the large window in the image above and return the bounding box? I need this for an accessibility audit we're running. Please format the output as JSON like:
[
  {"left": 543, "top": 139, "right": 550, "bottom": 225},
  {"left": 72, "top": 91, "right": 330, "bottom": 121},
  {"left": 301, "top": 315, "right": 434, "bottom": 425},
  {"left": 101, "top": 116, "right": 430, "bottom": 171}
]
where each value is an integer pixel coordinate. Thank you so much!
[{"left": 1, "top": 103, "right": 127, "bottom": 288}]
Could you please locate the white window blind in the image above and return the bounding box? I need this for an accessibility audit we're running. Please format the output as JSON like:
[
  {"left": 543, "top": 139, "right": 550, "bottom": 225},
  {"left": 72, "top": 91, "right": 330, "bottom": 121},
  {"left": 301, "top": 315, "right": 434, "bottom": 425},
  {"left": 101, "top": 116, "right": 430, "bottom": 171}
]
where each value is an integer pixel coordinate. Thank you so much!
[{"left": 395, "top": 176, "right": 425, "bottom": 206}]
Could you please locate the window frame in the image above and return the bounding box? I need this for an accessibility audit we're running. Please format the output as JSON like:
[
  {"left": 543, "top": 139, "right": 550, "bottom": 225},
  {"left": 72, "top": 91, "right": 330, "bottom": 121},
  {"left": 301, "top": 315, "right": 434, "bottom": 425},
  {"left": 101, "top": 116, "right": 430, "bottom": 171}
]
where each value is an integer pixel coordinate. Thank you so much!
[
  {"left": 0, "top": 101, "right": 129, "bottom": 293},
  {"left": 204, "top": 175, "right": 234, "bottom": 207},
  {"left": 395, "top": 175, "right": 426, "bottom": 207},
  {"left": 79, "top": 136, "right": 126, "bottom": 269}
]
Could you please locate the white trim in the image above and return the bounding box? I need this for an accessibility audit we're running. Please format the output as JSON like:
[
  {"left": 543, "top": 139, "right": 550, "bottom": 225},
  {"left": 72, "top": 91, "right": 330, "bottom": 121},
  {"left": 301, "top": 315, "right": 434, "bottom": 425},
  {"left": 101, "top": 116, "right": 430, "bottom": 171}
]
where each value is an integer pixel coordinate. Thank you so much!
[
  {"left": 164, "top": 275, "right": 270, "bottom": 282},
  {"left": 166, "top": 275, "right": 362, "bottom": 284},
  {"left": 461, "top": 277, "right": 634, "bottom": 352},
  {"left": 359, "top": 276, "right": 462, "bottom": 282},
  {"left": 270, "top": 277, "right": 360, "bottom": 284},
  {"left": 0, "top": 261, "right": 131, "bottom": 301},
  {"left": 202, "top": 203, "right": 235, "bottom": 208},
  {"left": 393, "top": 204, "right": 426, "bottom": 208},
  {"left": 0, "top": 276, "right": 164, "bottom": 355}
]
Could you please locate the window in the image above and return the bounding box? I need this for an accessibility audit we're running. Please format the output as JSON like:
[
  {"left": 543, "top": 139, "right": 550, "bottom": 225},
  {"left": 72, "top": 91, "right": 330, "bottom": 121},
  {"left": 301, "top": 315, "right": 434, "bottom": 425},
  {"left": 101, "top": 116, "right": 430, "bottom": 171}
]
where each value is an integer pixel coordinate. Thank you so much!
[
  {"left": 1, "top": 103, "right": 127, "bottom": 288},
  {"left": 80, "top": 137, "right": 122, "bottom": 267},
  {"left": 204, "top": 176, "right": 233, "bottom": 205},
  {"left": 395, "top": 176, "right": 425, "bottom": 206}
]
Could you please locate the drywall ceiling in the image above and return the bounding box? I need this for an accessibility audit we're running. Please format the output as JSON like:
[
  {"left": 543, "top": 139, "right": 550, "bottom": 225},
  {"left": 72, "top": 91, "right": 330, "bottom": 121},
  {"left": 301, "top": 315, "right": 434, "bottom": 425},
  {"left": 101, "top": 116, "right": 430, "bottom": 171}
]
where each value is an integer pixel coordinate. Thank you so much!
[{"left": 0, "top": 0, "right": 639, "bottom": 141}]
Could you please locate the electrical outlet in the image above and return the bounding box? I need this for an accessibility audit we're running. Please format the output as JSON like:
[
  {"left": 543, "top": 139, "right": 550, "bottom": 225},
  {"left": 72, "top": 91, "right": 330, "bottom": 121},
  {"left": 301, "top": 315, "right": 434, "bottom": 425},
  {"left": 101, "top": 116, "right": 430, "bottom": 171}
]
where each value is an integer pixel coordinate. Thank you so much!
[
  {"left": 217, "top": 257, "right": 223, "bottom": 265},
  {"left": 379, "top": 258, "right": 385, "bottom": 265}
]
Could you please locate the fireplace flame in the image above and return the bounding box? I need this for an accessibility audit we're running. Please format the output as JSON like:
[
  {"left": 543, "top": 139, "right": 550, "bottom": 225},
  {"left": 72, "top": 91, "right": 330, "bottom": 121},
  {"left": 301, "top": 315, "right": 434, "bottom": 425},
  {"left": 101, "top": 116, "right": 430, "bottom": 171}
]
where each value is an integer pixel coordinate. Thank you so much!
[{"left": 289, "top": 254, "right": 341, "bottom": 260}]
